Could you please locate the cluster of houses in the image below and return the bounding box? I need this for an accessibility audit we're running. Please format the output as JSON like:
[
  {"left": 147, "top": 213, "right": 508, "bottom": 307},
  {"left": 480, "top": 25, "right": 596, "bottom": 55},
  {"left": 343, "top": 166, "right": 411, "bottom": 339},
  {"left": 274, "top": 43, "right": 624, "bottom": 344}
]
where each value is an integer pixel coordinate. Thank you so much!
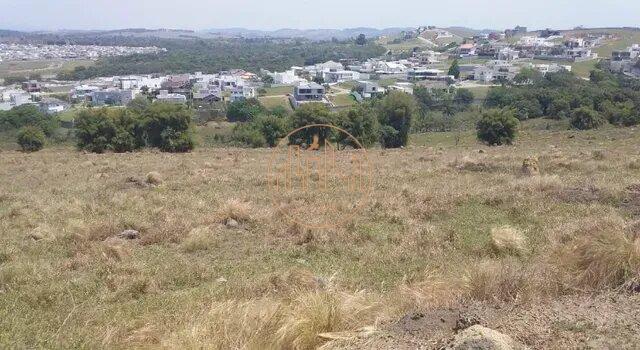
[
  {"left": 609, "top": 44, "right": 640, "bottom": 78},
  {"left": 2, "top": 25, "right": 639, "bottom": 115},
  {"left": 0, "top": 69, "right": 260, "bottom": 112},
  {"left": 453, "top": 31, "right": 603, "bottom": 62},
  {"left": 0, "top": 44, "right": 165, "bottom": 62},
  {"left": 0, "top": 83, "right": 70, "bottom": 114}
]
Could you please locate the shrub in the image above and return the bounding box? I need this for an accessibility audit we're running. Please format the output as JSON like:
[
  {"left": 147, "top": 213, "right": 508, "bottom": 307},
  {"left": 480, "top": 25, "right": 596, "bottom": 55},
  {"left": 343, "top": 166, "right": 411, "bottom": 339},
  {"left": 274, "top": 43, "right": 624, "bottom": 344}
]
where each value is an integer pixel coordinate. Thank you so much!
[
  {"left": 490, "top": 225, "right": 527, "bottom": 256},
  {"left": 289, "top": 103, "right": 335, "bottom": 146},
  {"left": 0, "top": 104, "right": 59, "bottom": 136},
  {"left": 231, "top": 123, "right": 267, "bottom": 148},
  {"left": 142, "top": 102, "right": 195, "bottom": 152},
  {"left": 16, "top": 126, "right": 45, "bottom": 152},
  {"left": 378, "top": 91, "right": 415, "bottom": 148},
  {"left": 476, "top": 109, "right": 519, "bottom": 146},
  {"left": 570, "top": 107, "right": 607, "bottom": 130},
  {"left": 226, "top": 98, "right": 267, "bottom": 122},
  {"left": 335, "top": 105, "right": 379, "bottom": 148},
  {"left": 253, "top": 115, "right": 290, "bottom": 147},
  {"left": 75, "top": 108, "right": 144, "bottom": 153}
]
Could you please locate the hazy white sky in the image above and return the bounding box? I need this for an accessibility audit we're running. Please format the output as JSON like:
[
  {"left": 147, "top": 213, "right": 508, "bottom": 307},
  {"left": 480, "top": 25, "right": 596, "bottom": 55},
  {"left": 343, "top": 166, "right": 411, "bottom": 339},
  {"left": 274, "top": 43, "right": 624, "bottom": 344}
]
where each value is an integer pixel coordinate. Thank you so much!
[{"left": 1, "top": 0, "right": 638, "bottom": 31}]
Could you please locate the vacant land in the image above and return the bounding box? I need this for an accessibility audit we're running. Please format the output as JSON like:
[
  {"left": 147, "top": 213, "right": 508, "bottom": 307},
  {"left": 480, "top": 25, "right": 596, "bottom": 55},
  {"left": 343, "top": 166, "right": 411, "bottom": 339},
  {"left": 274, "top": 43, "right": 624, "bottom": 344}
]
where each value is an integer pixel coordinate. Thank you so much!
[
  {"left": 0, "top": 59, "right": 94, "bottom": 79},
  {"left": 1, "top": 122, "right": 639, "bottom": 348}
]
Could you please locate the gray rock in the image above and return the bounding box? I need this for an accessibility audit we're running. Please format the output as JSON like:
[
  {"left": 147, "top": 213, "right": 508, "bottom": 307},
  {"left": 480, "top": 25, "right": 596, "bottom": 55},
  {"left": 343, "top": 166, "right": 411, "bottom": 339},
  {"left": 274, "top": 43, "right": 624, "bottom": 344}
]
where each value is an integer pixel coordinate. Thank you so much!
[
  {"left": 117, "top": 229, "right": 140, "bottom": 240},
  {"left": 225, "top": 218, "right": 239, "bottom": 228},
  {"left": 447, "top": 325, "right": 527, "bottom": 350}
]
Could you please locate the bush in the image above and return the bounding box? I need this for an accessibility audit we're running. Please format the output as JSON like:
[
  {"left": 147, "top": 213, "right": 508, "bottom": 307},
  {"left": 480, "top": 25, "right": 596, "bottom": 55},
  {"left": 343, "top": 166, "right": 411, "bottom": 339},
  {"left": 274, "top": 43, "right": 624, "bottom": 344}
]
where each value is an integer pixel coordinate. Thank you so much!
[
  {"left": 476, "top": 109, "right": 519, "bottom": 146},
  {"left": 335, "top": 105, "right": 379, "bottom": 148},
  {"left": 0, "top": 104, "right": 59, "bottom": 136},
  {"left": 570, "top": 107, "right": 607, "bottom": 130},
  {"left": 76, "top": 102, "right": 195, "bottom": 153},
  {"left": 75, "top": 108, "right": 145, "bottom": 153},
  {"left": 142, "top": 102, "right": 195, "bottom": 152},
  {"left": 231, "top": 123, "right": 266, "bottom": 148},
  {"left": 289, "top": 103, "right": 335, "bottom": 146},
  {"left": 253, "top": 115, "right": 290, "bottom": 147},
  {"left": 227, "top": 98, "right": 267, "bottom": 122},
  {"left": 16, "top": 126, "right": 45, "bottom": 152},
  {"left": 378, "top": 91, "right": 415, "bottom": 148}
]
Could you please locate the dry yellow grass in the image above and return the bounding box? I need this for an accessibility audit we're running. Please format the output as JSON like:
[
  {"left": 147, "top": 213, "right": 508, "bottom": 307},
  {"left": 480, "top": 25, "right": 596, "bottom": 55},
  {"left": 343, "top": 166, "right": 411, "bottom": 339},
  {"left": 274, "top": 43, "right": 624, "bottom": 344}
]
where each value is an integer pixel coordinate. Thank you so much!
[{"left": 1, "top": 123, "right": 640, "bottom": 347}]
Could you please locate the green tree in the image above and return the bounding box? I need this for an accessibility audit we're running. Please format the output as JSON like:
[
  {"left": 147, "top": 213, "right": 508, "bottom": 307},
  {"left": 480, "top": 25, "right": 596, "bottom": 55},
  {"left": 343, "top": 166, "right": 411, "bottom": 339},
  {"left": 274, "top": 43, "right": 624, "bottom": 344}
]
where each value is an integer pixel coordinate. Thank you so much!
[
  {"left": 570, "top": 106, "right": 607, "bottom": 130},
  {"left": 289, "top": 103, "right": 335, "bottom": 146},
  {"left": 356, "top": 34, "right": 367, "bottom": 45},
  {"left": 253, "top": 115, "right": 290, "bottom": 147},
  {"left": 142, "top": 102, "right": 195, "bottom": 152},
  {"left": 513, "top": 67, "right": 543, "bottom": 84},
  {"left": 335, "top": 105, "right": 379, "bottom": 148},
  {"left": 127, "top": 96, "right": 152, "bottom": 114},
  {"left": 261, "top": 75, "right": 275, "bottom": 85},
  {"left": 454, "top": 88, "right": 474, "bottom": 109},
  {"left": 476, "top": 109, "right": 519, "bottom": 146},
  {"left": 448, "top": 59, "right": 461, "bottom": 79},
  {"left": 378, "top": 91, "right": 416, "bottom": 148},
  {"left": 226, "top": 98, "right": 266, "bottom": 122},
  {"left": 16, "top": 126, "right": 45, "bottom": 152}
]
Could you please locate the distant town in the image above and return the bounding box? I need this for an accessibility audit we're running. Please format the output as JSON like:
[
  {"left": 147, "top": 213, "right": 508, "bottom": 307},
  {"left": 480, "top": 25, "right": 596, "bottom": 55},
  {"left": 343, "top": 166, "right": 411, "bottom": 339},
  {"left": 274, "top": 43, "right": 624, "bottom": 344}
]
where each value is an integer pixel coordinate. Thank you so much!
[
  {"left": 1, "top": 25, "right": 639, "bottom": 115},
  {"left": 0, "top": 43, "right": 165, "bottom": 62}
]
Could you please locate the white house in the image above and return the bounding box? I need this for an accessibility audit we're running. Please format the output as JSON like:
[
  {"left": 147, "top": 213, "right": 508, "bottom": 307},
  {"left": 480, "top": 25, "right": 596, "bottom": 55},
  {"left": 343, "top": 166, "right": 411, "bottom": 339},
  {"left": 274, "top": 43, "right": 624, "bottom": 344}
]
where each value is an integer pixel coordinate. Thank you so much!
[
  {"left": 355, "top": 80, "right": 385, "bottom": 98},
  {"left": 156, "top": 90, "right": 187, "bottom": 103},
  {"left": 323, "top": 70, "right": 360, "bottom": 83}
]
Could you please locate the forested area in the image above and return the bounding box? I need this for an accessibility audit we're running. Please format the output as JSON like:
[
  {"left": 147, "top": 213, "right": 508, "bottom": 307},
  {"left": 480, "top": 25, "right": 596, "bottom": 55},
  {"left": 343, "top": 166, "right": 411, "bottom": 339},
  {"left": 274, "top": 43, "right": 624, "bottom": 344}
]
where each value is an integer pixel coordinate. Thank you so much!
[{"left": 57, "top": 37, "right": 386, "bottom": 80}]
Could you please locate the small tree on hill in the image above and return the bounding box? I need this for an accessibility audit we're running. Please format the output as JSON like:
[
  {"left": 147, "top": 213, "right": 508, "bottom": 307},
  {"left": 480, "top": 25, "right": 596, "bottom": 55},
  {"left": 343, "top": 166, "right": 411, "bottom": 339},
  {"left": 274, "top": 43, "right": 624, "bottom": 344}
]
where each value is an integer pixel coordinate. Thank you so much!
[
  {"left": 378, "top": 91, "right": 416, "bottom": 148},
  {"left": 356, "top": 34, "right": 367, "bottom": 45},
  {"left": 476, "top": 109, "right": 519, "bottom": 146},
  {"left": 17, "top": 125, "right": 45, "bottom": 152},
  {"left": 226, "top": 98, "right": 266, "bottom": 122},
  {"left": 448, "top": 59, "right": 461, "bottom": 79},
  {"left": 336, "top": 105, "right": 379, "bottom": 148},
  {"left": 289, "top": 103, "right": 335, "bottom": 146}
]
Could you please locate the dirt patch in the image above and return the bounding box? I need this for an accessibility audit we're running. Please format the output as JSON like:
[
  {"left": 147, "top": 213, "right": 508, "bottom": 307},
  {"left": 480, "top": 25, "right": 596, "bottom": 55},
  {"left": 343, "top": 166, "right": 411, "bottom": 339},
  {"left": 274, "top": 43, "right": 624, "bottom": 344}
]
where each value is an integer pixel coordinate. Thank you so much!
[
  {"left": 620, "top": 184, "right": 640, "bottom": 217},
  {"left": 556, "top": 185, "right": 613, "bottom": 204}
]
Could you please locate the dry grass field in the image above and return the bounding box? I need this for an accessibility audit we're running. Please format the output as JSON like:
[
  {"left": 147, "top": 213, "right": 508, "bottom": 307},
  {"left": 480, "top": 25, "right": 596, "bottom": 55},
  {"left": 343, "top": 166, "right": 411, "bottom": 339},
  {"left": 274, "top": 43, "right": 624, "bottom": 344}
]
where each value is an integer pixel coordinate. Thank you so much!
[{"left": 1, "top": 122, "right": 640, "bottom": 348}]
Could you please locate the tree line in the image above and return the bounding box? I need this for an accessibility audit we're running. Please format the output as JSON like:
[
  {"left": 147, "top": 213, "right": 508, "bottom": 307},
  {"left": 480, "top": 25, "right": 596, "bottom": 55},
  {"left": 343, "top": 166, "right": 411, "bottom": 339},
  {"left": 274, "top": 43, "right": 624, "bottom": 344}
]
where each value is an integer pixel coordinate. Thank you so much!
[{"left": 58, "top": 37, "right": 386, "bottom": 80}]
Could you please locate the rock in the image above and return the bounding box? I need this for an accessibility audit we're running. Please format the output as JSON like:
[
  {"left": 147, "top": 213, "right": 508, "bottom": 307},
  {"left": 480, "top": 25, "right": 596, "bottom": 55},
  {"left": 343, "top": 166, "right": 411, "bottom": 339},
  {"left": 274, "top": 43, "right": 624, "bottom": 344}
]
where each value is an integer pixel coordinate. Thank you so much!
[
  {"left": 447, "top": 325, "right": 527, "bottom": 350},
  {"left": 145, "top": 172, "right": 163, "bottom": 186},
  {"left": 225, "top": 218, "right": 239, "bottom": 228},
  {"left": 521, "top": 157, "right": 539, "bottom": 176},
  {"left": 478, "top": 149, "right": 485, "bottom": 154},
  {"left": 117, "top": 229, "right": 140, "bottom": 240},
  {"left": 216, "top": 276, "right": 227, "bottom": 283}
]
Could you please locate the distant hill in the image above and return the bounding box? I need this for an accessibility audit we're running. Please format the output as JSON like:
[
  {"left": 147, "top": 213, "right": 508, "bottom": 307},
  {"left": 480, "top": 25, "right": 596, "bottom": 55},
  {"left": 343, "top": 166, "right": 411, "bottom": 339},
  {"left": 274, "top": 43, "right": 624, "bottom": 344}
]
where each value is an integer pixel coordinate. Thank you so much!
[{"left": 203, "top": 27, "right": 413, "bottom": 40}]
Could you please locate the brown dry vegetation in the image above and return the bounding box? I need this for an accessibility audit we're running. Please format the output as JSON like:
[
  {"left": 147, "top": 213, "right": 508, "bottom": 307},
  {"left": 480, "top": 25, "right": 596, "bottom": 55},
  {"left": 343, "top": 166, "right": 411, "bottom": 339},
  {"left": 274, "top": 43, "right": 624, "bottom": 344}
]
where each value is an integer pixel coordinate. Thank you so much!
[{"left": 1, "top": 122, "right": 640, "bottom": 348}]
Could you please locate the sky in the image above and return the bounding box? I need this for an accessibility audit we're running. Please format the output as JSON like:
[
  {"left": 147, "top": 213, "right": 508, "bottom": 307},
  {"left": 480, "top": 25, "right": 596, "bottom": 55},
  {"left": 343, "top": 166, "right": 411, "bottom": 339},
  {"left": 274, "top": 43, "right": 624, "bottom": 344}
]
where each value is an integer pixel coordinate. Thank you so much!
[{"left": 1, "top": 0, "right": 639, "bottom": 31}]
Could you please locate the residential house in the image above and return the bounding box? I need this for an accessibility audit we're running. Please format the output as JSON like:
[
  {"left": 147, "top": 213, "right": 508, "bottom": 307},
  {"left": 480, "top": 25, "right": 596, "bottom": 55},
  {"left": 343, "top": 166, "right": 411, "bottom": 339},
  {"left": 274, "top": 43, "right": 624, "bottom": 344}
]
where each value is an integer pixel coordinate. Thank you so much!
[
  {"left": 156, "top": 90, "right": 187, "bottom": 104},
  {"left": 323, "top": 69, "right": 360, "bottom": 84},
  {"left": 387, "top": 82, "right": 414, "bottom": 95},
  {"left": 457, "top": 44, "right": 477, "bottom": 57},
  {"left": 71, "top": 85, "right": 100, "bottom": 102},
  {"left": 89, "top": 89, "right": 136, "bottom": 106},
  {"left": 355, "top": 81, "right": 385, "bottom": 98},
  {"left": 498, "top": 48, "right": 520, "bottom": 61},
  {"left": 38, "top": 97, "right": 69, "bottom": 114},
  {"left": 291, "top": 82, "right": 327, "bottom": 108},
  {"left": 22, "top": 80, "right": 42, "bottom": 93},
  {"left": 406, "top": 68, "right": 447, "bottom": 81},
  {"left": 229, "top": 85, "right": 257, "bottom": 102}
]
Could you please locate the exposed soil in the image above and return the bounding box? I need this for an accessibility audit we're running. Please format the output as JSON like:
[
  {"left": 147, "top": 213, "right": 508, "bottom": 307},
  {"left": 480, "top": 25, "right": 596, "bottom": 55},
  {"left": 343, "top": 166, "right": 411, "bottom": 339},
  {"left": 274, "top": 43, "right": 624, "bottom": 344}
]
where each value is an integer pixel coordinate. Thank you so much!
[{"left": 323, "top": 292, "right": 640, "bottom": 349}]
